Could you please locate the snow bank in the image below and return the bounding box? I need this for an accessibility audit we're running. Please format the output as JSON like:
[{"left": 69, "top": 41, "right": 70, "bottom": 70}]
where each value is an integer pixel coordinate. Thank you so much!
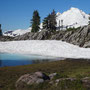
[{"left": 0, "top": 40, "right": 90, "bottom": 59}]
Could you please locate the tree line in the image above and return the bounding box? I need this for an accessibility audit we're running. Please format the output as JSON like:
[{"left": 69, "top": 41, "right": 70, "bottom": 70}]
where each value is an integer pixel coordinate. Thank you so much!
[{"left": 31, "top": 10, "right": 57, "bottom": 32}]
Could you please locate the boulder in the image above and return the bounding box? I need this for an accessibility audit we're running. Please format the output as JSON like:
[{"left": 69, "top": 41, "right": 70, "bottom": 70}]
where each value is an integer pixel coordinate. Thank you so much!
[
  {"left": 83, "top": 41, "right": 90, "bottom": 48},
  {"left": 82, "top": 77, "right": 90, "bottom": 88},
  {"left": 15, "top": 72, "right": 50, "bottom": 89},
  {"left": 49, "top": 73, "right": 57, "bottom": 80}
]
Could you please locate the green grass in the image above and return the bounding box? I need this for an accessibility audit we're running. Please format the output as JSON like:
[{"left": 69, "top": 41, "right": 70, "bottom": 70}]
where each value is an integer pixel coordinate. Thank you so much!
[{"left": 0, "top": 59, "right": 90, "bottom": 90}]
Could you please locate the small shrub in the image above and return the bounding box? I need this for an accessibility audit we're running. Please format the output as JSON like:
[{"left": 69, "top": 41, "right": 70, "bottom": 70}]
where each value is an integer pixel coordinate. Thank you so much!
[
  {"left": 67, "top": 27, "right": 81, "bottom": 31},
  {"left": 76, "top": 74, "right": 84, "bottom": 79},
  {"left": 67, "top": 27, "right": 76, "bottom": 31}
]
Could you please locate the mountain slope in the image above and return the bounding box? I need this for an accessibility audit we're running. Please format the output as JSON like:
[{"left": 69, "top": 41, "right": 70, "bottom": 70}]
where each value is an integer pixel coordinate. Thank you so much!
[
  {"left": 3, "top": 7, "right": 90, "bottom": 37},
  {"left": 3, "top": 27, "right": 31, "bottom": 37},
  {"left": 56, "top": 7, "right": 89, "bottom": 28}
]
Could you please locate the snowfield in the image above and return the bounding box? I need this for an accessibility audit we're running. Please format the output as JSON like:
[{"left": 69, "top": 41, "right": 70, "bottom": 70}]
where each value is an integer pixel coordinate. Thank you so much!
[{"left": 0, "top": 40, "right": 90, "bottom": 59}]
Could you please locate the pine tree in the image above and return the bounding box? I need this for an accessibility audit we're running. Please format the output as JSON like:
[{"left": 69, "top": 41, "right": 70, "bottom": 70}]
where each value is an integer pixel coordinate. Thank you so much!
[
  {"left": 89, "top": 14, "right": 90, "bottom": 25},
  {"left": 0, "top": 24, "right": 2, "bottom": 36},
  {"left": 42, "top": 10, "right": 57, "bottom": 31},
  {"left": 43, "top": 16, "right": 49, "bottom": 29},
  {"left": 50, "top": 9, "right": 57, "bottom": 31},
  {"left": 31, "top": 10, "right": 40, "bottom": 32}
]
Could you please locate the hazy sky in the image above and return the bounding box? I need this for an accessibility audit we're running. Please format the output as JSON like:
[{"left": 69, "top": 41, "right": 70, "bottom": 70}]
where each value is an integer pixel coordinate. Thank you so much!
[{"left": 0, "top": 0, "right": 90, "bottom": 32}]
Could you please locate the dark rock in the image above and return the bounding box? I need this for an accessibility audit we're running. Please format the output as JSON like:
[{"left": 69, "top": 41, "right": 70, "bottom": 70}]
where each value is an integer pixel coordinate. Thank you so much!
[{"left": 34, "top": 72, "right": 50, "bottom": 80}]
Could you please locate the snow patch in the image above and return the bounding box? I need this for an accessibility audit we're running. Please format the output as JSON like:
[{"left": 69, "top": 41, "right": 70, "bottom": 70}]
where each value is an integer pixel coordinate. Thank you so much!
[
  {"left": 0, "top": 40, "right": 90, "bottom": 59},
  {"left": 3, "top": 27, "right": 31, "bottom": 37}
]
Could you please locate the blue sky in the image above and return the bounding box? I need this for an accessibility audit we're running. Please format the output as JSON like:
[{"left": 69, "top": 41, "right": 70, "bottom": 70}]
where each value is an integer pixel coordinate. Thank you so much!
[{"left": 0, "top": 0, "right": 90, "bottom": 32}]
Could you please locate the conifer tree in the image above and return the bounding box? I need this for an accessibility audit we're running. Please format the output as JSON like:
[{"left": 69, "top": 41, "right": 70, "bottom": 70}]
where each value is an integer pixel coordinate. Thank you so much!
[
  {"left": 43, "top": 10, "right": 57, "bottom": 31},
  {"left": 0, "top": 24, "right": 2, "bottom": 36},
  {"left": 43, "top": 16, "right": 49, "bottom": 29},
  {"left": 50, "top": 9, "right": 57, "bottom": 31},
  {"left": 31, "top": 10, "right": 40, "bottom": 32},
  {"left": 89, "top": 14, "right": 90, "bottom": 25}
]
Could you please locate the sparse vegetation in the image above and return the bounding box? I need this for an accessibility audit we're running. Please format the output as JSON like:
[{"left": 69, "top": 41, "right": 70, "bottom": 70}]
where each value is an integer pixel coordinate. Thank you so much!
[
  {"left": 66, "top": 27, "right": 81, "bottom": 31},
  {"left": 0, "top": 59, "right": 90, "bottom": 90}
]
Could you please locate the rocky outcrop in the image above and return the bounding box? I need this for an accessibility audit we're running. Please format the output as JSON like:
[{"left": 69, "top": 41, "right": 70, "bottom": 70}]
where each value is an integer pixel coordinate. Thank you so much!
[
  {"left": 0, "top": 36, "right": 14, "bottom": 41},
  {"left": 14, "top": 30, "right": 52, "bottom": 40},
  {"left": 51, "top": 25, "right": 90, "bottom": 47},
  {"left": 83, "top": 41, "right": 90, "bottom": 48},
  {"left": 15, "top": 71, "right": 90, "bottom": 90},
  {"left": 14, "top": 25, "right": 90, "bottom": 47},
  {"left": 15, "top": 72, "right": 50, "bottom": 89},
  {"left": 1, "top": 25, "right": 90, "bottom": 48}
]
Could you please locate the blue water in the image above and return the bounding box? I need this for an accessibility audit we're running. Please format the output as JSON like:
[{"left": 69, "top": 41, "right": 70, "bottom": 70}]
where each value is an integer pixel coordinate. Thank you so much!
[{"left": 0, "top": 53, "right": 61, "bottom": 67}]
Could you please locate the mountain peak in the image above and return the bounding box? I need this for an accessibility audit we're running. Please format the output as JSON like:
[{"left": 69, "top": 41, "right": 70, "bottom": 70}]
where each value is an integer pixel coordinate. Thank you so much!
[
  {"left": 56, "top": 12, "right": 61, "bottom": 16},
  {"left": 56, "top": 7, "right": 89, "bottom": 28},
  {"left": 70, "top": 7, "right": 80, "bottom": 11}
]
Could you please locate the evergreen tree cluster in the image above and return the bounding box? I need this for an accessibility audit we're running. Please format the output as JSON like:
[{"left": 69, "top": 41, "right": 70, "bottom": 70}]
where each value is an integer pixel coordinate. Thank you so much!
[
  {"left": 0, "top": 24, "right": 2, "bottom": 36},
  {"left": 43, "top": 10, "right": 57, "bottom": 31},
  {"left": 31, "top": 10, "right": 57, "bottom": 32}
]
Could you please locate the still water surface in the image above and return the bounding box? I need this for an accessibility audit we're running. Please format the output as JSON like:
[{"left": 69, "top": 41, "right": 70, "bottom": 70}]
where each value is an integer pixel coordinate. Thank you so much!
[{"left": 0, "top": 53, "right": 62, "bottom": 67}]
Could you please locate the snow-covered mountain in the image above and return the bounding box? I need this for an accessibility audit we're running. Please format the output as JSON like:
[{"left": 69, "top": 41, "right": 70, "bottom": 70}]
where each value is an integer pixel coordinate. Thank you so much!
[
  {"left": 3, "top": 27, "right": 31, "bottom": 37},
  {"left": 3, "top": 7, "right": 90, "bottom": 37},
  {"left": 56, "top": 7, "right": 89, "bottom": 28}
]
